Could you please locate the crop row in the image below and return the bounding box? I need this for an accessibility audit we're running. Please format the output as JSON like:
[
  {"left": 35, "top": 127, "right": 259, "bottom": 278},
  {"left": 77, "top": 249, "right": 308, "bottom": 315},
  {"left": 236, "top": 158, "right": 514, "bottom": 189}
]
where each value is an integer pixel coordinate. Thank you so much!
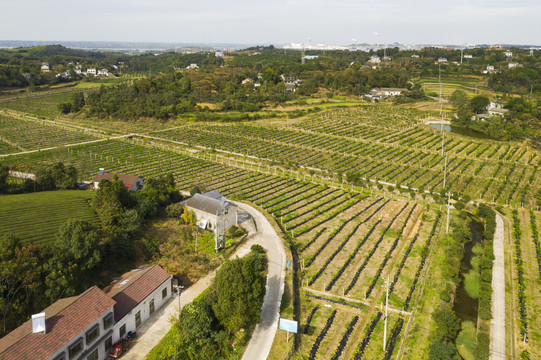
[
  {"left": 353, "top": 312, "right": 383, "bottom": 360},
  {"left": 344, "top": 203, "right": 409, "bottom": 295},
  {"left": 308, "top": 310, "right": 337, "bottom": 360},
  {"left": 330, "top": 316, "right": 359, "bottom": 360}
]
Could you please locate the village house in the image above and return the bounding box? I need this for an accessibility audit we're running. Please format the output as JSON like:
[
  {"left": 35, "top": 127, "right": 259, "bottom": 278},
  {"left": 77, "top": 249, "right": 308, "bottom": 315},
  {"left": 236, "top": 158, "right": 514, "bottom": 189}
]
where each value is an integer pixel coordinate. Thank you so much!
[
  {"left": 40, "top": 62, "right": 50, "bottom": 72},
  {"left": 86, "top": 68, "right": 97, "bottom": 76},
  {"left": 0, "top": 265, "right": 173, "bottom": 360},
  {"left": 97, "top": 69, "right": 109, "bottom": 76},
  {"left": 508, "top": 62, "right": 520, "bottom": 69},
  {"left": 368, "top": 55, "right": 381, "bottom": 64},
  {"left": 0, "top": 286, "right": 116, "bottom": 360},
  {"left": 364, "top": 87, "right": 408, "bottom": 101},
  {"left": 437, "top": 57, "right": 447, "bottom": 63},
  {"left": 103, "top": 265, "right": 173, "bottom": 345},
  {"left": 182, "top": 190, "right": 238, "bottom": 238},
  {"left": 93, "top": 170, "right": 144, "bottom": 191},
  {"left": 464, "top": 54, "right": 473, "bottom": 59}
]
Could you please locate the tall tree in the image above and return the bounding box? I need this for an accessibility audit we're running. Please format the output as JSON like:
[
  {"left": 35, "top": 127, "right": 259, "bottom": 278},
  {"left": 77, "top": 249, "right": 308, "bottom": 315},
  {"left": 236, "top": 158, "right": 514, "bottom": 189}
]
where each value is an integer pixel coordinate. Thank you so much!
[{"left": 213, "top": 253, "right": 266, "bottom": 333}]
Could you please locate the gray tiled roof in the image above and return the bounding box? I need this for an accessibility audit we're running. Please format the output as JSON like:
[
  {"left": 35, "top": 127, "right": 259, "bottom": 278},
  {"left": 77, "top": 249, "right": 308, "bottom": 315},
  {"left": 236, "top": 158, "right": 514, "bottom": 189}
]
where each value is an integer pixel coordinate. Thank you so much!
[{"left": 185, "top": 193, "right": 236, "bottom": 215}]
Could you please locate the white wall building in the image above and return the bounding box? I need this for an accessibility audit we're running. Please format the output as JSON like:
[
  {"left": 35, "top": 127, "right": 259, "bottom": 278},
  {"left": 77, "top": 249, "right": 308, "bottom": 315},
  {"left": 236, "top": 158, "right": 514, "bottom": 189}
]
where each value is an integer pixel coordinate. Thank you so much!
[
  {"left": 104, "top": 265, "right": 172, "bottom": 345},
  {"left": 87, "top": 68, "right": 97, "bottom": 75},
  {"left": 183, "top": 191, "right": 238, "bottom": 238}
]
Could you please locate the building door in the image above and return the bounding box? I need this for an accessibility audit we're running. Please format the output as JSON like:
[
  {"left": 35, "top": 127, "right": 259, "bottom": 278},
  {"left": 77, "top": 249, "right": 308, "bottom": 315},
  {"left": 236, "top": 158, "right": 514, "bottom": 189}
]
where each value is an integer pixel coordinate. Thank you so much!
[
  {"left": 149, "top": 299, "right": 155, "bottom": 315},
  {"left": 135, "top": 311, "right": 141, "bottom": 328}
]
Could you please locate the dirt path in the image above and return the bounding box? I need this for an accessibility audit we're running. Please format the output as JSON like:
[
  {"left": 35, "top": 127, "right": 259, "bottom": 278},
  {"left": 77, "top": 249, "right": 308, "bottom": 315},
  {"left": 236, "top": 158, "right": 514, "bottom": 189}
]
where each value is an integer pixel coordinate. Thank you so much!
[{"left": 490, "top": 213, "right": 506, "bottom": 360}]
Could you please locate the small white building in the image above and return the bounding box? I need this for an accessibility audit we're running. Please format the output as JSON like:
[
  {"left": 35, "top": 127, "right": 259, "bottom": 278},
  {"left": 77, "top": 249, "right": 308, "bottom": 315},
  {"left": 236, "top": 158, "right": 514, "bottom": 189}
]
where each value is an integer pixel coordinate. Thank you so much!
[
  {"left": 87, "top": 68, "right": 97, "bottom": 75},
  {"left": 104, "top": 265, "right": 173, "bottom": 345},
  {"left": 437, "top": 57, "right": 447, "bottom": 63},
  {"left": 364, "top": 87, "right": 408, "bottom": 102},
  {"left": 411, "top": 54, "right": 420, "bottom": 58},
  {"left": 483, "top": 65, "right": 496, "bottom": 74},
  {"left": 508, "top": 62, "right": 519, "bottom": 69},
  {"left": 368, "top": 55, "right": 381, "bottom": 64},
  {"left": 215, "top": 51, "right": 224, "bottom": 57},
  {"left": 40, "top": 62, "right": 50, "bottom": 72},
  {"left": 504, "top": 51, "right": 513, "bottom": 57},
  {"left": 186, "top": 63, "right": 199, "bottom": 70},
  {"left": 97, "top": 69, "right": 109, "bottom": 76},
  {"left": 464, "top": 54, "right": 473, "bottom": 59},
  {"left": 0, "top": 286, "right": 116, "bottom": 360},
  {"left": 183, "top": 191, "right": 238, "bottom": 238}
]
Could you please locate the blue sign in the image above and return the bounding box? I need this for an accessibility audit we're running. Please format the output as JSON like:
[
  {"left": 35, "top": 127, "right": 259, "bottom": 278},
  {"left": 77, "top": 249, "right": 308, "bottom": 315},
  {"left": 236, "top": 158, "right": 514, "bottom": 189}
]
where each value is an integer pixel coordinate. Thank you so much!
[
  {"left": 279, "top": 318, "right": 298, "bottom": 333},
  {"left": 286, "top": 260, "right": 291, "bottom": 267}
]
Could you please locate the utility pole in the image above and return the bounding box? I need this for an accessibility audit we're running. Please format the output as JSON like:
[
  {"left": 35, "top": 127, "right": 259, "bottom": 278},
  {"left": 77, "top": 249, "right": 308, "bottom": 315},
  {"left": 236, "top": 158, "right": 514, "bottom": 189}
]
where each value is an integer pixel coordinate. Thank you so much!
[
  {"left": 446, "top": 192, "right": 451, "bottom": 234},
  {"left": 383, "top": 274, "right": 389, "bottom": 351},
  {"left": 443, "top": 155, "right": 447, "bottom": 189}
]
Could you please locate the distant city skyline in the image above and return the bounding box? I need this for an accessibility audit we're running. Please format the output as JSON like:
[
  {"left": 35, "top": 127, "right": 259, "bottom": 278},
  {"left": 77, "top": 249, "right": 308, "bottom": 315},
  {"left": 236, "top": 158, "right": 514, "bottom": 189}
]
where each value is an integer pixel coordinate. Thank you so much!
[{"left": 2, "top": 0, "right": 540, "bottom": 46}]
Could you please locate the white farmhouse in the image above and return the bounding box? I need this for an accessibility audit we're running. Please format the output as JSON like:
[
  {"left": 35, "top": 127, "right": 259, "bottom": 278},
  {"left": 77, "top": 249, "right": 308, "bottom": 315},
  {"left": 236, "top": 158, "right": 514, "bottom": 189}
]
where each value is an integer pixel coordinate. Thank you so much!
[
  {"left": 183, "top": 190, "right": 238, "bottom": 238},
  {"left": 103, "top": 265, "right": 173, "bottom": 345},
  {"left": 97, "top": 69, "right": 109, "bottom": 76},
  {"left": 87, "top": 68, "right": 97, "bottom": 75},
  {"left": 368, "top": 55, "right": 381, "bottom": 64}
]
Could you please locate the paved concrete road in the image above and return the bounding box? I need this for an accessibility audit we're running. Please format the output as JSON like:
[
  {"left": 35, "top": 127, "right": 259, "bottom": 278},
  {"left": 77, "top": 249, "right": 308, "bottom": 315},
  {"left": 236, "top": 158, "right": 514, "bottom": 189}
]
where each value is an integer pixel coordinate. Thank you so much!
[
  {"left": 490, "top": 213, "right": 506, "bottom": 360},
  {"left": 123, "top": 203, "right": 285, "bottom": 360},
  {"left": 237, "top": 202, "right": 286, "bottom": 360}
]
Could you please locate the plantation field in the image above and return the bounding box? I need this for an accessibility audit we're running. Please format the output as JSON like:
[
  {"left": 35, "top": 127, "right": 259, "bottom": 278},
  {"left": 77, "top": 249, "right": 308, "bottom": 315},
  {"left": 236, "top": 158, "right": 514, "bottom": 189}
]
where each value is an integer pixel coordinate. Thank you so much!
[
  {"left": 139, "top": 107, "right": 540, "bottom": 208},
  {"left": 0, "top": 113, "right": 101, "bottom": 153},
  {"left": 0, "top": 92, "right": 75, "bottom": 117},
  {"left": 0, "top": 138, "right": 443, "bottom": 358},
  {"left": 0, "top": 190, "right": 97, "bottom": 246},
  {"left": 1, "top": 101, "right": 539, "bottom": 358}
]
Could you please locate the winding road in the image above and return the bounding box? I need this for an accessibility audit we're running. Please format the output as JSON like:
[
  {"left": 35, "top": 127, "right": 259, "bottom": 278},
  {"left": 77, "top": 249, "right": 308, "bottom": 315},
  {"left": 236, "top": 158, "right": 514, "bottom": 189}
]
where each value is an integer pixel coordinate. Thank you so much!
[{"left": 122, "top": 202, "right": 286, "bottom": 360}]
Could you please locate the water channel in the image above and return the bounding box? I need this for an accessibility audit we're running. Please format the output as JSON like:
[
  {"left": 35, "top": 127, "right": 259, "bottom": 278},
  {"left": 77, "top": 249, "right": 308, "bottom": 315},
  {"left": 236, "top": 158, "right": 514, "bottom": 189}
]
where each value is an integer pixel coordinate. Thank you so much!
[{"left": 452, "top": 220, "right": 484, "bottom": 324}]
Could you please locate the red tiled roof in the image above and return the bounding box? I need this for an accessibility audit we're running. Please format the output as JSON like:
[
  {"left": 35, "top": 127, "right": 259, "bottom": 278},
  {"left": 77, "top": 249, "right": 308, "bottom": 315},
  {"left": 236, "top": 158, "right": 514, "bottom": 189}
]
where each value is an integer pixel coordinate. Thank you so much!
[
  {"left": 93, "top": 173, "right": 140, "bottom": 189},
  {"left": 103, "top": 265, "right": 171, "bottom": 322},
  {"left": 0, "top": 286, "right": 115, "bottom": 360}
]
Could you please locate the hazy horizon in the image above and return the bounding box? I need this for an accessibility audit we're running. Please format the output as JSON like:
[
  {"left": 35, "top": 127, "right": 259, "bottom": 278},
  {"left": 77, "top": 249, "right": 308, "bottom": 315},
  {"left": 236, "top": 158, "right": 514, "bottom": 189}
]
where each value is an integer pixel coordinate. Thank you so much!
[{"left": 2, "top": 0, "right": 540, "bottom": 46}]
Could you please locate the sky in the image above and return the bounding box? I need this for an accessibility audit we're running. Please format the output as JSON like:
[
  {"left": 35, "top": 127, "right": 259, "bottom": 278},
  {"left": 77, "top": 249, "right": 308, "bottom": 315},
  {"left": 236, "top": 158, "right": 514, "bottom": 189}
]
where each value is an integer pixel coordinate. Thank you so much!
[{"left": 2, "top": 0, "right": 540, "bottom": 45}]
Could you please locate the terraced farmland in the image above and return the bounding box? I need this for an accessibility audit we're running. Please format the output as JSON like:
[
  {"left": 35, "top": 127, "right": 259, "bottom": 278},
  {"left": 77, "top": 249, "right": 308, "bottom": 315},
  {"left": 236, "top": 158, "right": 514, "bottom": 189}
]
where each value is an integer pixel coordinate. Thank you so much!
[
  {"left": 0, "top": 113, "right": 101, "bottom": 153},
  {"left": 142, "top": 107, "right": 540, "bottom": 208},
  {"left": 0, "top": 190, "right": 97, "bottom": 246},
  {"left": 1, "top": 137, "right": 444, "bottom": 358},
  {"left": 1, "top": 103, "right": 540, "bottom": 358}
]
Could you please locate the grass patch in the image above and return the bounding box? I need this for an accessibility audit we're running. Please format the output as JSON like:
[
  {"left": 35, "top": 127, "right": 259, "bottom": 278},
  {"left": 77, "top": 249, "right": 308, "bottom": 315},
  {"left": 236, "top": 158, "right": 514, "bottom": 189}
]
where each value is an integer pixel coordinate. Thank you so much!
[
  {"left": 464, "top": 269, "right": 480, "bottom": 299},
  {"left": 456, "top": 321, "right": 476, "bottom": 360}
]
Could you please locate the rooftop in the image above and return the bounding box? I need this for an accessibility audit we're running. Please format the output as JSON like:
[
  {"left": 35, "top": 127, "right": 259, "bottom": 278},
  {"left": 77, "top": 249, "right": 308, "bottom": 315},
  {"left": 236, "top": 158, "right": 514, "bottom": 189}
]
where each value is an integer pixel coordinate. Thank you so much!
[
  {"left": 184, "top": 193, "right": 236, "bottom": 215},
  {"left": 0, "top": 286, "right": 115, "bottom": 360},
  {"left": 93, "top": 172, "right": 142, "bottom": 190},
  {"left": 103, "top": 265, "right": 171, "bottom": 322}
]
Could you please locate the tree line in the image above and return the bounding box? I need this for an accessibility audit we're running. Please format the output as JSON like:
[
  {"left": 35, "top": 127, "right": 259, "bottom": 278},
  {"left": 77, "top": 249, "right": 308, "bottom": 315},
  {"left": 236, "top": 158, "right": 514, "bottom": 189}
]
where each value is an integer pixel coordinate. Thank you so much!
[{"left": 0, "top": 172, "right": 181, "bottom": 336}]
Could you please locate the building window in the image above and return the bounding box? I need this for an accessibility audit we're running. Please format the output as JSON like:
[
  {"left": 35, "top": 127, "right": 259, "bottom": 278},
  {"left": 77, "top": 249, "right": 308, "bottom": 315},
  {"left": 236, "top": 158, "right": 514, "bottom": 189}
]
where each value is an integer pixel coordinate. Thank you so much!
[
  {"left": 85, "top": 324, "right": 100, "bottom": 345},
  {"left": 135, "top": 311, "right": 141, "bottom": 328},
  {"left": 119, "top": 324, "right": 126, "bottom": 338},
  {"left": 86, "top": 349, "right": 98, "bottom": 360},
  {"left": 68, "top": 338, "right": 83, "bottom": 359},
  {"left": 53, "top": 352, "right": 65, "bottom": 360},
  {"left": 105, "top": 336, "right": 113, "bottom": 353},
  {"left": 162, "top": 287, "right": 167, "bottom": 299},
  {"left": 103, "top": 313, "right": 114, "bottom": 329},
  {"left": 149, "top": 299, "right": 155, "bottom": 314}
]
